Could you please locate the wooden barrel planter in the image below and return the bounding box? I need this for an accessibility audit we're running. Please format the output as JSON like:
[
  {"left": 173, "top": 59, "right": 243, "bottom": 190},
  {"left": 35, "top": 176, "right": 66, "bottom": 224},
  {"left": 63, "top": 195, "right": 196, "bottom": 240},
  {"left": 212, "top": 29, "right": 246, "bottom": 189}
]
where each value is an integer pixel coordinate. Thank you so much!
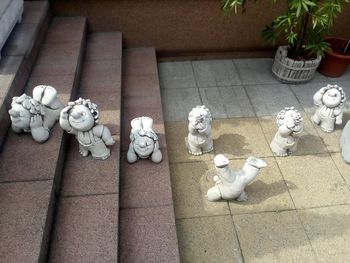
[{"left": 272, "top": 46, "right": 321, "bottom": 84}]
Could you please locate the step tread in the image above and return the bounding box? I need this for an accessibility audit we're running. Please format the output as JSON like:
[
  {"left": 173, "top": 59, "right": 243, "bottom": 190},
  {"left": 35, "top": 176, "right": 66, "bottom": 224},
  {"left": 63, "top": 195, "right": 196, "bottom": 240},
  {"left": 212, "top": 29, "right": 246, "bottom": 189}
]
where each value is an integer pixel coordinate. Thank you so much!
[
  {"left": 119, "top": 47, "right": 180, "bottom": 262},
  {"left": 48, "top": 32, "right": 122, "bottom": 263},
  {"left": 0, "top": 1, "right": 49, "bottom": 149},
  {"left": 0, "top": 16, "right": 86, "bottom": 263}
]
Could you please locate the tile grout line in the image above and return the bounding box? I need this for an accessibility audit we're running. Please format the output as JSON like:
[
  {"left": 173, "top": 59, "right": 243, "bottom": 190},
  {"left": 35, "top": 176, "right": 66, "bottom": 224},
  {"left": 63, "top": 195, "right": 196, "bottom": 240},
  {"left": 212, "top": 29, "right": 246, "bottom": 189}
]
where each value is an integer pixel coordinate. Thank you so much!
[
  {"left": 61, "top": 191, "right": 119, "bottom": 199},
  {"left": 329, "top": 153, "right": 350, "bottom": 192},
  {"left": 190, "top": 61, "right": 204, "bottom": 105},
  {"left": 228, "top": 204, "right": 246, "bottom": 263}
]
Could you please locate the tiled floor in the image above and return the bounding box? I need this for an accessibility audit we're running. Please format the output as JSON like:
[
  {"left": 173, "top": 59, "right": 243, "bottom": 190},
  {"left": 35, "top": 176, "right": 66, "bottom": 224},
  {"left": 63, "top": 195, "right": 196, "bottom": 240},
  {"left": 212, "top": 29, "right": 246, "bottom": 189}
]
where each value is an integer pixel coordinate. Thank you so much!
[{"left": 159, "top": 58, "right": 350, "bottom": 262}]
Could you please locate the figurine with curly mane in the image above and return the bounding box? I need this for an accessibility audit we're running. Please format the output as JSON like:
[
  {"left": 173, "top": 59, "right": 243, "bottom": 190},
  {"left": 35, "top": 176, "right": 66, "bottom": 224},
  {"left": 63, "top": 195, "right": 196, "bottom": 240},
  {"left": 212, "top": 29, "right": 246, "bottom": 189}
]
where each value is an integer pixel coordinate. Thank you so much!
[
  {"left": 127, "top": 116, "right": 162, "bottom": 164},
  {"left": 270, "top": 107, "right": 303, "bottom": 157},
  {"left": 8, "top": 85, "right": 63, "bottom": 143},
  {"left": 312, "top": 84, "right": 346, "bottom": 132},
  {"left": 59, "top": 98, "right": 115, "bottom": 160},
  {"left": 186, "top": 105, "right": 213, "bottom": 155}
]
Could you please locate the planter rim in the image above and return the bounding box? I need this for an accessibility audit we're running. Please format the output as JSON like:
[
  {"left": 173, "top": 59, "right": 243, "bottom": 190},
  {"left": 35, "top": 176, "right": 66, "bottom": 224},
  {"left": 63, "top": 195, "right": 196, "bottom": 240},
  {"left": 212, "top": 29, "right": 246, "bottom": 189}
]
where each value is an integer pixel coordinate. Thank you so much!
[{"left": 324, "top": 37, "right": 350, "bottom": 60}]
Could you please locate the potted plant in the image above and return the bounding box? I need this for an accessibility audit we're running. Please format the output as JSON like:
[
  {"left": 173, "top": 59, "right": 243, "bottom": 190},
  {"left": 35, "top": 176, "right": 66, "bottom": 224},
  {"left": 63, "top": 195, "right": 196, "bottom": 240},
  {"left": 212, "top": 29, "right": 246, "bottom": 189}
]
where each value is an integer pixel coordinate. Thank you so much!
[
  {"left": 223, "top": 0, "right": 349, "bottom": 83},
  {"left": 317, "top": 37, "right": 350, "bottom": 77}
]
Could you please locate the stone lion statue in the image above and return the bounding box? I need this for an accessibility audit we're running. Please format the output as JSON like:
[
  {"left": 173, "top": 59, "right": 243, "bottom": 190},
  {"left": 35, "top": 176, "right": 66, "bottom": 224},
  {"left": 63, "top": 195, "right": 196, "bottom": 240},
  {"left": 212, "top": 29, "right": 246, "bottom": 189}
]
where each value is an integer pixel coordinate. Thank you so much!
[{"left": 185, "top": 105, "right": 213, "bottom": 155}]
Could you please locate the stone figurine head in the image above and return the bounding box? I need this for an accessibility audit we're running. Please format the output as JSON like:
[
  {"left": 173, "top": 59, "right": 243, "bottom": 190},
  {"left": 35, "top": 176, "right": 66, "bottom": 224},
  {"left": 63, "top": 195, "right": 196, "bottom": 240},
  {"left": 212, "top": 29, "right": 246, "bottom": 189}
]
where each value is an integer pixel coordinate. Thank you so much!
[
  {"left": 188, "top": 105, "right": 212, "bottom": 131},
  {"left": 276, "top": 107, "right": 303, "bottom": 132},
  {"left": 66, "top": 98, "right": 99, "bottom": 132},
  {"left": 9, "top": 94, "right": 43, "bottom": 133},
  {"left": 127, "top": 116, "right": 162, "bottom": 163},
  {"left": 320, "top": 84, "right": 346, "bottom": 108}
]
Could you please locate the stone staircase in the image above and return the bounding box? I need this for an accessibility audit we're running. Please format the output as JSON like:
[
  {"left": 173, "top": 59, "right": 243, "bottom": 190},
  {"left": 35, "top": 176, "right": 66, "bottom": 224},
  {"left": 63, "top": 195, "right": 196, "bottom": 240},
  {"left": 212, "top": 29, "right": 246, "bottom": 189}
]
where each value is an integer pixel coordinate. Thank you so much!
[{"left": 0, "top": 1, "right": 179, "bottom": 262}]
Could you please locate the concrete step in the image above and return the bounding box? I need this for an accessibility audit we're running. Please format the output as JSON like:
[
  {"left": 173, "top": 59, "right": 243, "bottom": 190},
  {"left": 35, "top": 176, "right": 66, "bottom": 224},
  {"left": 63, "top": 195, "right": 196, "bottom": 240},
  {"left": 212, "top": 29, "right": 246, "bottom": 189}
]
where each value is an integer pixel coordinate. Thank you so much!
[
  {"left": 0, "top": 16, "right": 86, "bottom": 263},
  {"left": 48, "top": 32, "right": 122, "bottom": 263},
  {"left": 119, "top": 48, "right": 180, "bottom": 262},
  {"left": 0, "top": 1, "right": 50, "bottom": 149}
]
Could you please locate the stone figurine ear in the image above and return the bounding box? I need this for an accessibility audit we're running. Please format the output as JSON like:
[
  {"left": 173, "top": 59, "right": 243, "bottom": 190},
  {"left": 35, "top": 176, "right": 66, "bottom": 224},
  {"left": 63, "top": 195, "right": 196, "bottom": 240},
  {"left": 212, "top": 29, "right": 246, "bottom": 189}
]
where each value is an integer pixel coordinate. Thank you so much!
[{"left": 151, "top": 141, "right": 162, "bottom": 163}]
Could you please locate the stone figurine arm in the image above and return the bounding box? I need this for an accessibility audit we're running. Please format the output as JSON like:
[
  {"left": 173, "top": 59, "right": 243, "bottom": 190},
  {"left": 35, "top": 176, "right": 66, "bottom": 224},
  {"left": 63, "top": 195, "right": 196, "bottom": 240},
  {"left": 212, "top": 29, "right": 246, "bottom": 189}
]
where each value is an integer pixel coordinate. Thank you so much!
[
  {"left": 188, "top": 123, "right": 197, "bottom": 134},
  {"left": 59, "top": 105, "right": 76, "bottom": 134},
  {"left": 30, "top": 115, "right": 50, "bottom": 143},
  {"left": 127, "top": 143, "right": 138, "bottom": 163},
  {"left": 278, "top": 124, "right": 292, "bottom": 137},
  {"left": 93, "top": 125, "right": 115, "bottom": 146},
  {"left": 11, "top": 123, "right": 22, "bottom": 133},
  {"left": 198, "top": 124, "right": 211, "bottom": 136},
  {"left": 151, "top": 141, "right": 162, "bottom": 163},
  {"left": 335, "top": 111, "right": 343, "bottom": 125},
  {"left": 313, "top": 89, "right": 324, "bottom": 106}
]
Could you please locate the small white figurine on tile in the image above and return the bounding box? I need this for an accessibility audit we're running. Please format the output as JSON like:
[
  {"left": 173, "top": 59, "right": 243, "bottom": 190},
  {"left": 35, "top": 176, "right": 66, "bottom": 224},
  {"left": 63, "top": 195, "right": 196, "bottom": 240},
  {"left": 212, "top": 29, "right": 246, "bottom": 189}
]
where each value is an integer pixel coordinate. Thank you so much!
[
  {"left": 60, "top": 98, "right": 115, "bottom": 160},
  {"left": 186, "top": 105, "right": 213, "bottom": 155},
  {"left": 8, "top": 85, "right": 63, "bottom": 143},
  {"left": 207, "top": 154, "right": 267, "bottom": 202},
  {"left": 270, "top": 107, "right": 303, "bottom": 157},
  {"left": 312, "top": 84, "right": 346, "bottom": 132},
  {"left": 127, "top": 116, "right": 162, "bottom": 164}
]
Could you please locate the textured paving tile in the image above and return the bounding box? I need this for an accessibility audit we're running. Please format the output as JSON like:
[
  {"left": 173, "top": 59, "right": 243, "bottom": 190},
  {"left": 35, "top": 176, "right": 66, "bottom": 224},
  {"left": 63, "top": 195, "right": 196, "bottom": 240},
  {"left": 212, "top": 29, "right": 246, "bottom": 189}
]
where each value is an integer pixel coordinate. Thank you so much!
[
  {"left": 44, "top": 17, "right": 86, "bottom": 44},
  {"left": 36, "top": 42, "right": 82, "bottom": 66},
  {"left": 0, "top": 181, "right": 54, "bottom": 263},
  {"left": 161, "top": 88, "right": 202, "bottom": 121},
  {"left": 245, "top": 84, "right": 302, "bottom": 117},
  {"left": 119, "top": 206, "right": 179, "bottom": 263},
  {"left": 22, "top": 1, "right": 48, "bottom": 25},
  {"left": 298, "top": 205, "right": 350, "bottom": 262},
  {"left": 165, "top": 121, "right": 215, "bottom": 163},
  {"left": 85, "top": 32, "right": 122, "bottom": 61},
  {"left": 259, "top": 115, "right": 327, "bottom": 156},
  {"left": 199, "top": 86, "right": 255, "bottom": 119},
  {"left": 49, "top": 195, "right": 118, "bottom": 263},
  {"left": 177, "top": 215, "right": 243, "bottom": 263},
  {"left": 192, "top": 59, "right": 241, "bottom": 87},
  {"left": 290, "top": 81, "right": 330, "bottom": 113},
  {"left": 233, "top": 210, "right": 318, "bottom": 262},
  {"left": 120, "top": 151, "right": 173, "bottom": 208},
  {"left": 276, "top": 154, "right": 350, "bottom": 209},
  {"left": 123, "top": 74, "right": 160, "bottom": 98},
  {"left": 0, "top": 125, "right": 63, "bottom": 182},
  {"left": 309, "top": 112, "right": 350, "bottom": 153},
  {"left": 331, "top": 152, "right": 350, "bottom": 188},
  {"left": 212, "top": 118, "right": 273, "bottom": 159},
  {"left": 170, "top": 161, "right": 230, "bottom": 219},
  {"left": 61, "top": 140, "right": 119, "bottom": 197},
  {"left": 123, "top": 48, "right": 158, "bottom": 77},
  {"left": 158, "top": 61, "right": 197, "bottom": 89},
  {"left": 228, "top": 157, "right": 295, "bottom": 214},
  {"left": 234, "top": 58, "right": 280, "bottom": 85}
]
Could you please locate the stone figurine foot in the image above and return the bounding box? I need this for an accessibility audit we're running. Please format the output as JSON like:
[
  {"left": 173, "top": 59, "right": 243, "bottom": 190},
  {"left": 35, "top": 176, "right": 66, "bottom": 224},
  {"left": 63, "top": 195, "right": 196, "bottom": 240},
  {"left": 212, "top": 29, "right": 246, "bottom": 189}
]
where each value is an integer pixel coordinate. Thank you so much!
[{"left": 79, "top": 145, "right": 89, "bottom": 157}]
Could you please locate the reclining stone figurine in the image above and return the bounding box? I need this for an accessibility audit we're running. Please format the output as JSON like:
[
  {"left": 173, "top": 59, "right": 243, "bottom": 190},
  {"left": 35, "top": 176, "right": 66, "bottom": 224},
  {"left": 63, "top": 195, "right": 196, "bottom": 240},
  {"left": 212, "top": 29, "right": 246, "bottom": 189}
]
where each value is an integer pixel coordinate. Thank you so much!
[
  {"left": 186, "top": 105, "right": 213, "bottom": 155},
  {"left": 312, "top": 84, "right": 346, "bottom": 132},
  {"left": 270, "top": 107, "right": 303, "bottom": 157},
  {"left": 207, "top": 154, "right": 267, "bottom": 202},
  {"left": 8, "top": 85, "right": 63, "bottom": 143},
  {"left": 340, "top": 120, "right": 350, "bottom": 164},
  {"left": 60, "top": 98, "right": 115, "bottom": 160},
  {"left": 127, "top": 116, "right": 162, "bottom": 164}
]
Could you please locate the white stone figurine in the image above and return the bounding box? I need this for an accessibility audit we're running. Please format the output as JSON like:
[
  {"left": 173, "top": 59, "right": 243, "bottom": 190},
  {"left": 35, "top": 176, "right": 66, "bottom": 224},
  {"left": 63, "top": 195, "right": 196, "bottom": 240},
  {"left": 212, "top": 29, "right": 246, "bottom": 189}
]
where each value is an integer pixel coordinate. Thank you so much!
[
  {"left": 59, "top": 98, "right": 115, "bottom": 160},
  {"left": 186, "top": 105, "right": 213, "bottom": 155},
  {"left": 312, "top": 84, "right": 346, "bottom": 132},
  {"left": 127, "top": 116, "right": 162, "bottom": 164},
  {"left": 207, "top": 154, "right": 267, "bottom": 202},
  {"left": 8, "top": 85, "right": 63, "bottom": 143},
  {"left": 340, "top": 120, "right": 350, "bottom": 164},
  {"left": 270, "top": 107, "right": 303, "bottom": 157}
]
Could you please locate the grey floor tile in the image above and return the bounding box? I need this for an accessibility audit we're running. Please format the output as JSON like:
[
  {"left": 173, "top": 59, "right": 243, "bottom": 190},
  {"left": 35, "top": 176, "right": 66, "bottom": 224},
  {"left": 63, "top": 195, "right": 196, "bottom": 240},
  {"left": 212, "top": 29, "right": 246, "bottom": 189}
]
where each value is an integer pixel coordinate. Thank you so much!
[
  {"left": 199, "top": 86, "right": 255, "bottom": 119},
  {"left": 290, "top": 81, "right": 329, "bottom": 113},
  {"left": 192, "top": 60, "right": 241, "bottom": 87},
  {"left": 158, "top": 61, "right": 197, "bottom": 89},
  {"left": 234, "top": 58, "right": 279, "bottom": 85},
  {"left": 161, "top": 88, "right": 201, "bottom": 121},
  {"left": 245, "top": 84, "right": 302, "bottom": 116}
]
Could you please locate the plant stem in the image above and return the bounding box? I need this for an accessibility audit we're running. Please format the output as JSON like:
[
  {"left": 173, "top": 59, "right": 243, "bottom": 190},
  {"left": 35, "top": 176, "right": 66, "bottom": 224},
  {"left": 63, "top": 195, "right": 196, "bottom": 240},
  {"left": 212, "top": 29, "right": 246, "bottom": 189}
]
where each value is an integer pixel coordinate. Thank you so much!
[{"left": 295, "top": 12, "right": 311, "bottom": 56}]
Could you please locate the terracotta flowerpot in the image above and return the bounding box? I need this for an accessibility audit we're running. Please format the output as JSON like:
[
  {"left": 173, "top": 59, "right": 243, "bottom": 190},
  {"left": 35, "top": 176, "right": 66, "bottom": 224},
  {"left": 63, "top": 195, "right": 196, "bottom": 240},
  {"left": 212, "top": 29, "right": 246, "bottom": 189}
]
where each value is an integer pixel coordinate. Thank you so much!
[{"left": 318, "top": 37, "right": 350, "bottom": 77}]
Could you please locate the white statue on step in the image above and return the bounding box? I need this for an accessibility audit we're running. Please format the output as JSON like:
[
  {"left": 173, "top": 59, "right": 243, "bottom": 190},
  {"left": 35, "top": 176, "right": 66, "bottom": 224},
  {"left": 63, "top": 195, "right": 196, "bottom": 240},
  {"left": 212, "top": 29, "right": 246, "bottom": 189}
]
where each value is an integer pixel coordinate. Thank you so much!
[
  {"left": 207, "top": 154, "right": 267, "bottom": 202},
  {"left": 270, "top": 107, "right": 303, "bottom": 157},
  {"left": 127, "top": 116, "right": 162, "bottom": 164},
  {"left": 186, "top": 105, "right": 213, "bottom": 155},
  {"left": 312, "top": 84, "right": 346, "bottom": 132},
  {"left": 8, "top": 85, "right": 63, "bottom": 143},
  {"left": 340, "top": 120, "right": 350, "bottom": 164},
  {"left": 60, "top": 98, "right": 115, "bottom": 160}
]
